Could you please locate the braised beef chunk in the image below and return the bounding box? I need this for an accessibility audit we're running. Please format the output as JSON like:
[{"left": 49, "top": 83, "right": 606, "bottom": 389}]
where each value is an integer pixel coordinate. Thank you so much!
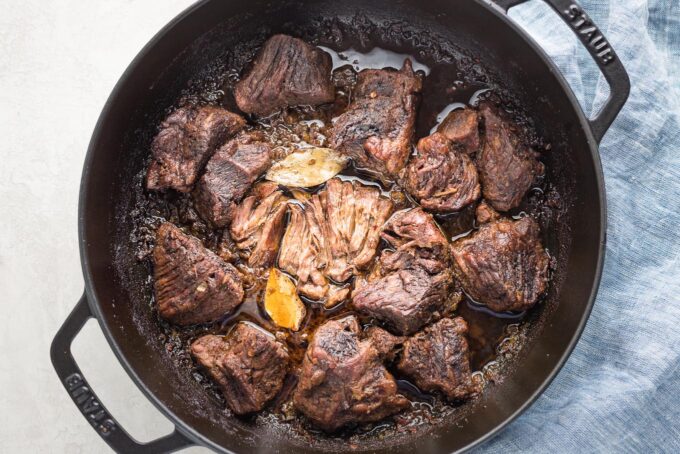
[
  {"left": 234, "top": 34, "right": 335, "bottom": 116},
  {"left": 330, "top": 60, "right": 422, "bottom": 177},
  {"left": 397, "top": 317, "right": 479, "bottom": 401},
  {"left": 230, "top": 182, "right": 288, "bottom": 268},
  {"left": 364, "top": 326, "right": 405, "bottom": 363},
  {"left": 437, "top": 107, "right": 480, "bottom": 154},
  {"left": 451, "top": 216, "right": 549, "bottom": 312},
  {"left": 153, "top": 222, "right": 244, "bottom": 325},
  {"left": 190, "top": 323, "right": 289, "bottom": 415},
  {"left": 193, "top": 136, "right": 272, "bottom": 227},
  {"left": 353, "top": 208, "right": 455, "bottom": 335},
  {"left": 293, "top": 316, "right": 408, "bottom": 431},
  {"left": 476, "top": 104, "right": 544, "bottom": 211},
  {"left": 278, "top": 178, "right": 393, "bottom": 306},
  {"left": 403, "top": 132, "right": 481, "bottom": 213},
  {"left": 475, "top": 199, "right": 500, "bottom": 224},
  {"left": 146, "top": 106, "right": 245, "bottom": 192}
]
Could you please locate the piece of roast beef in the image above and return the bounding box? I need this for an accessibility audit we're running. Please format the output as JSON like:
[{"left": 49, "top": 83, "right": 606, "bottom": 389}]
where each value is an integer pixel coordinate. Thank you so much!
[
  {"left": 397, "top": 317, "right": 479, "bottom": 401},
  {"left": 193, "top": 135, "right": 272, "bottom": 227},
  {"left": 230, "top": 182, "right": 288, "bottom": 268},
  {"left": 437, "top": 107, "right": 480, "bottom": 154},
  {"left": 153, "top": 222, "right": 244, "bottom": 325},
  {"left": 278, "top": 178, "right": 393, "bottom": 306},
  {"left": 363, "top": 326, "right": 405, "bottom": 363},
  {"left": 330, "top": 60, "right": 422, "bottom": 177},
  {"left": 146, "top": 106, "right": 245, "bottom": 192},
  {"left": 475, "top": 200, "right": 500, "bottom": 224},
  {"left": 476, "top": 104, "right": 544, "bottom": 211},
  {"left": 352, "top": 208, "right": 456, "bottom": 335},
  {"left": 234, "top": 34, "right": 335, "bottom": 116},
  {"left": 190, "top": 323, "right": 289, "bottom": 415},
  {"left": 402, "top": 132, "right": 481, "bottom": 213},
  {"left": 293, "top": 316, "right": 408, "bottom": 431},
  {"left": 451, "top": 215, "right": 549, "bottom": 312}
]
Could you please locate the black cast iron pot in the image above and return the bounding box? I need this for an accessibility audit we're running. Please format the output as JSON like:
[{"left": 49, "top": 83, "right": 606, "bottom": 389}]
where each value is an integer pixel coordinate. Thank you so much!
[{"left": 51, "top": 0, "right": 629, "bottom": 452}]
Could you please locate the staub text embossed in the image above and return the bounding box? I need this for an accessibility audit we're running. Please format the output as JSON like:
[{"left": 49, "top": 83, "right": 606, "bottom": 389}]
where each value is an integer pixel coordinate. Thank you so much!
[
  {"left": 562, "top": 4, "right": 615, "bottom": 64},
  {"left": 65, "top": 373, "right": 116, "bottom": 436}
]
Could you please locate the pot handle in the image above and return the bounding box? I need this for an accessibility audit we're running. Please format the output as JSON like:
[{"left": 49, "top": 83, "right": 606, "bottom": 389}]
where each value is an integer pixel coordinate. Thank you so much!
[
  {"left": 50, "top": 294, "right": 195, "bottom": 453},
  {"left": 492, "top": 0, "right": 630, "bottom": 143}
]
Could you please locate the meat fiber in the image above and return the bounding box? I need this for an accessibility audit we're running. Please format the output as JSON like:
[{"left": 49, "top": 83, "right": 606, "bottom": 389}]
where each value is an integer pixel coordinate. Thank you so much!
[
  {"left": 146, "top": 106, "right": 245, "bottom": 192},
  {"left": 153, "top": 222, "right": 244, "bottom": 325},
  {"left": 278, "top": 178, "right": 393, "bottom": 306},
  {"left": 234, "top": 34, "right": 335, "bottom": 116},
  {"left": 230, "top": 182, "right": 288, "bottom": 268}
]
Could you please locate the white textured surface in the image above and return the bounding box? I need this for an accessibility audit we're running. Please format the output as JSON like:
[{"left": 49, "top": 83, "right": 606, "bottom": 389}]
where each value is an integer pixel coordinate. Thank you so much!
[{"left": 0, "top": 1, "right": 206, "bottom": 452}]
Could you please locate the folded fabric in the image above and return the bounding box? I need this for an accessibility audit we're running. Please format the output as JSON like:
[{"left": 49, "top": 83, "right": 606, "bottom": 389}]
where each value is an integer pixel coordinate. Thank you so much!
[{"left": 476, "top": 1, "right": 680, "bottom": 452}]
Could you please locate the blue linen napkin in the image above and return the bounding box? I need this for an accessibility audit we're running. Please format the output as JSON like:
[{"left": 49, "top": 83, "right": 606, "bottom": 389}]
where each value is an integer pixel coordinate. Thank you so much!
[{"left": 476, "top": 1, "right": 680, "bottom": 452}]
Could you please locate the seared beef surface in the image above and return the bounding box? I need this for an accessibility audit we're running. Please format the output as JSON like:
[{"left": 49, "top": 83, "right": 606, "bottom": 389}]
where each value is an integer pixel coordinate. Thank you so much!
[
  {"left": 230, "top": 182, "right": 289, "bottom": 268},
  {"left": 403, "top": 132, "right": 481, "bottom": 213},
  {"left": 293, "top": 316, "right": 409, "bottom": 431},
  {"left": 278, "top": 178, "right": 393, "bottom": 306},
  {"left": 153, "top": 222, "right": 244, "bottom": 325},
  {"left": 451, "top": 216, "right": 549, "bottom": 312},
  {"left": 330, "top": 60, "right": 422, "bottom": 177},
  {"left": 146, "top": 106, "right": 245, "bottom": 192},
  {"left": 476, "top": 104, "right": 544, "bottom": 211},
  {"left": 397, "top": 317, "right": 479, "bottom": 401},
  {"left": 193, "top": 135, "right": 272, "bottom": 227},
  {"left": 352, "top": 208, "right": 456, "bottom": 335},
  {"left": 191, "top": 323, "right": 289, "bottom": 415},
  {"left": 234, "top": 34, "right": 335, "bottom": 116},
  {"left": 437, "top": 107, "right": 480, "bottom": 154}
]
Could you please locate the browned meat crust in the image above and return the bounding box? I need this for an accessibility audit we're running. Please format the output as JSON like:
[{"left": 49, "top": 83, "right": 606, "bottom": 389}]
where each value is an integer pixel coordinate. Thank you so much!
[
  {"left": 363, "top": 326, "right": 405, "bottom": 363},
  {"left": 402, "top": 132, "right": 481, "bottom": 213},
  {"left": 451, "top": 216, "right": 549, "bottom": 312},
  {"left": 476, "top": 104, "right": 544, "bottom": 211},
  {"left": 193, "top": 136, "right": 272, "bottom": 227},
  {"left": 293, "top": 316, "right": 408, "bottom": 431},
  {"left": 352, "top": 208, "right": 456, "bottom": 335},
  {"left": 330, "top": 60, "right": 422, "bottom": 177},
  {"left": 278, "top": 178, "right": 393, "bottom": 306},
  {"left": 230, "top": 182, "right": 289, "bottom": 268},
  {"left": 397, "top": 317, "right": 479, "bottom": 401},
  {"left": 153, "top": 222, "right": 244, "bottom": 325},
  {"left": 146, "top": 106, "right": 245, "bottom": 192},
  {"left": 437, "top": 107, "right": 481, "bottom": 154},
  {"left": 234, "top": 34, "right": 335, "bottom": 116},
  {"left": 190, "top": 323, "right": 289, "bottom": 415}
]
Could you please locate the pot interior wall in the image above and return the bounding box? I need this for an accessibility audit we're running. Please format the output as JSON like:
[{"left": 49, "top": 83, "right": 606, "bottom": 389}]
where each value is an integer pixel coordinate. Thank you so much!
[{"left": 80, "top": 1, "right": 601, "bottom": 452}]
